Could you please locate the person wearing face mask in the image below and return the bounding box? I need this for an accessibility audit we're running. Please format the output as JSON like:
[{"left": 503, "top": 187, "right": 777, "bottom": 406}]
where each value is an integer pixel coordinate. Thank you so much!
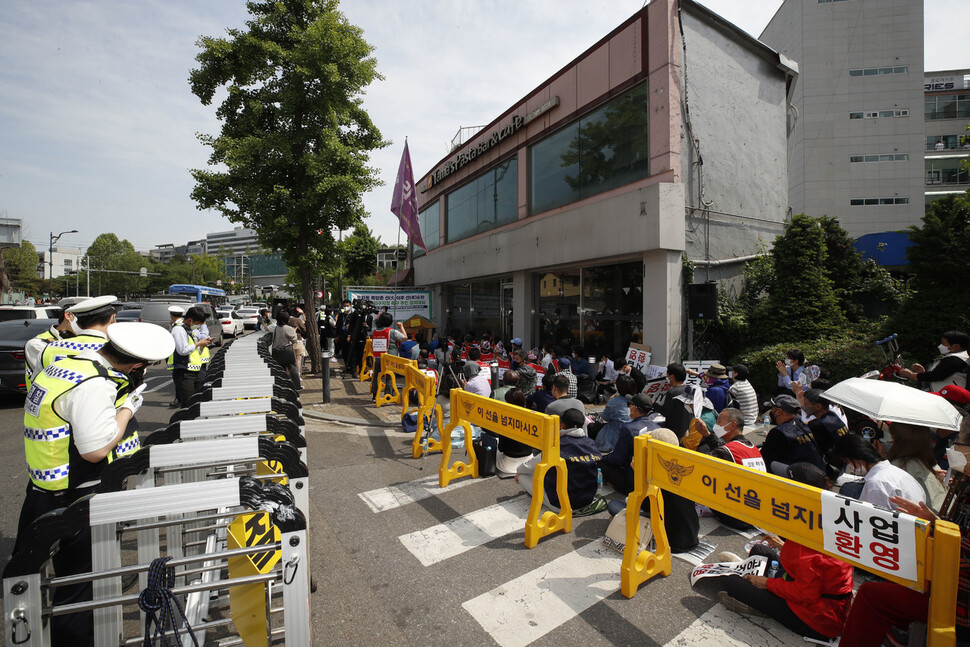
[
  {"left": 169, "top": 307, "right": 213, "bottom": 406},
  {"left": 728, "top": 364, "right": 759, "bottom": 427},
  {"left": 23, "top": 297, "right": 85, "bottom": 392},
  {"left": 36, "top": 295, "right": 118, "bottom": 378},
  {"left": 898, "top": 330, "right": 969, "bottom": 391},
  {"left": 831, "top": 432, "right": 925, "bottom": 509},
  {"left": 16, "top": 321, "right": 174, "bottom": 646},
  {"left": 883, "top": 422, "right": 947, "bottom": 512},
  {"left": 775, "top": 349, "right": 806, "bottom": 396}
]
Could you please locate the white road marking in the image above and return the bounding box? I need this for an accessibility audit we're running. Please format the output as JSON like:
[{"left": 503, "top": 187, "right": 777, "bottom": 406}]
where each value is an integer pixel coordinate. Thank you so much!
[
  {"left": 358, "top": 474, "right": 480, "bottom": 513},
  {"left": 462, "top": 541, "right": 623, "bottom": 647},
  {"left": 399, "top": 497, "right": 533, "bottom": 566},
  {"left": 663, "top": 600, "right": 801, "bottom": 646}
]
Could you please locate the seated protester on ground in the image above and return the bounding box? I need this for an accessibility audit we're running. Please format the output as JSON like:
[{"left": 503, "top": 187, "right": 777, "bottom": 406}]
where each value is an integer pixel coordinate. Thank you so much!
[
  {"left": 728, "top": 364, "right": 759, "bottom": 427},
  {"left": 466, "top": 345, "right": 482, "bottom": 363},
  {"left": 492, "top": 370, "right": 519, "bottom": 402},
  {"left": 544, "top": 373, "right": 587, "bottom": 433},
  {"left": 570, "top": 346, "right": 590, "bottom": 377},
  {"left": 512, "top": 349, "right": 538, "bottom": 396},
  {"left": 461, "top": 361, "right": 491, "bottom": 397},
  {"left": 717, "top": 462, "right": 853, "bottom": 642},
  {"left": 398, "top": 334, "right": 418, "bottom": 359},
  {"left": 652, "top": 363, "right": 688, "bottom": 430},
  {"left": 776, "top": 349, "right": 806, "bottom": 396},
  {"left": 419, "top": 348, "right": 437, "bottom": 372},
  {"left": 515, "top": 408, "right": 601, "bottom": 510},
  {"left": 595, "top": 352, "right": 619, "bottom": 401},
  {"left": 495, "top": 387, "right": 536, "bottom": 474},
  {"left": 591, "top": 374, "right": 636, "bottom": 451},
  {"left": 369, "top": 312, "right": 407, "bottom": 399},
  {"left": 797, "top": 387, "right": 848, "bottom": 460},
  {"left": 898, "top": 329, "right": 969, "bottom": 391},
  {"left": 613, "top": 358, "right": 646, "bottom": 394},
  {"left": 884, "top": 422, "right": 947, "bottom": 512},
  {"left": 760, "top": 395, "right": 826, "bottom": 475},
  {"left": 701, "top": 363, "right": 732, "bottom": 413},
  {"left": 666, "top": 384, "right": 716, "bottom": 442},
  {"left": 841, "top": 418, "right": 970, "bottom": 646},
  {"left": 632, "top": 427, "right": 700, "bottom": 553},
  {"left": 831, "top": 432, "right": 925, "bottom": 509},
  {"left": 540, "top": 342, "right": 555, "bottom": 371},
  {"left": 600, "top": 394, "right": 659, "bottom": 494},
  {"left": 435, "top": 373, "right": 459, "bottom": 424},
  {"left": 553, "top": 356, "right": 578, "bottom": 398},
  {"left": 527, "top": 371, "right": 557, "bottom": 413}
]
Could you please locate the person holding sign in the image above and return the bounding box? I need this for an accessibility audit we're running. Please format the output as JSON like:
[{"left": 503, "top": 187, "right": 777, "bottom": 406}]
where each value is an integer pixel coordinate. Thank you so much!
[
  {"left": 717, "top": 463, "right": 854, "bottom": 641},
  {"left": 369, "top": 312, "right": 406, "bottom": 400}
]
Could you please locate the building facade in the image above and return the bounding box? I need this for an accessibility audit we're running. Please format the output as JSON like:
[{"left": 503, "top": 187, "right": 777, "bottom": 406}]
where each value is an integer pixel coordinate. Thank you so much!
[
  {"left": 924, "top": 69, "right": 970, "bottom": 206},
  {"left": 760, "top": 0, "right": 925, "bottom": 239},
  {"left": 206, "top": 227, "right": 262, "bottom": 257},
  {"left": 413, "top": 0, "right": 794, "bottom": 361},
  {"left": 37, "top": 247, "right": 84, "bottom": 280}
]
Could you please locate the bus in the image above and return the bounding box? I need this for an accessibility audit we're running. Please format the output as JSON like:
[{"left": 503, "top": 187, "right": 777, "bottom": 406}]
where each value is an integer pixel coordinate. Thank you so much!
[{"left": 168, "top": 284, "right": 227, "bottom": 304}]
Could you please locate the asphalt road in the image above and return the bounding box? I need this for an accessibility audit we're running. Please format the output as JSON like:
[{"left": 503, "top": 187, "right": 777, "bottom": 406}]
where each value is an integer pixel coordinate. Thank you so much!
[{"left": 0, "top": 350, "right": 811, "bottom": 646}]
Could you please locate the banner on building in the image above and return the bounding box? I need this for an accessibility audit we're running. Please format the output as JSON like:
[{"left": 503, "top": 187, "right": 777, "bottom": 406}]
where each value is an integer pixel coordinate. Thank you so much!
[{"left": 347, "top": 288, "right": 433, "bottom": 324}]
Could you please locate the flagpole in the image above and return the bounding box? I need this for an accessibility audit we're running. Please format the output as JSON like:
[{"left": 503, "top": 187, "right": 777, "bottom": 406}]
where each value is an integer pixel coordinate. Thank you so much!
[{"left": 394, "top": 223, "right": 400, "bottom": 322}]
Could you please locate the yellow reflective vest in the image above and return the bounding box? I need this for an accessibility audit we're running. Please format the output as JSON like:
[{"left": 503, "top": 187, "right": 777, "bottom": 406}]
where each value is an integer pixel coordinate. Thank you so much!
[
  {"left": 168, "top": 325, "right": 208, "bottom": 372},
  {"left": 24, "top": 327, "right": 61, "bottom": 392},
  {"left": 24, "top": 356, "right": 137, "bottom": 491}
]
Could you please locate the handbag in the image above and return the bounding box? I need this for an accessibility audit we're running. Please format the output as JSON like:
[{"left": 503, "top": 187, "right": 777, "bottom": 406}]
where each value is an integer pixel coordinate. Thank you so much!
[
  {"left": 472, "top": 432, "right": 498, "bottom": 477},
  {"left": 271, "top": 327, "right": 296, "bottom": 366},
  {"left": 602, "top": 511, "right": 652, "bottom": 554}
]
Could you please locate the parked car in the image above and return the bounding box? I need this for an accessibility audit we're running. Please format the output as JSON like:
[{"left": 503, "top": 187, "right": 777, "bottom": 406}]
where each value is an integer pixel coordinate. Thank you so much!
[
  {"left": 115, "top": 309, "right": 142, "bottom": 322},
  {"left": 218, "top": 310, "right": 245, "bottom": 338},
  {"left": 236, "top": 307, "right": 260, "bottom": 330},
  {"left": 0, "top": 318, "right": 56, "bottom": 393},
  {"left": 139, "top": 297, "right": 224, "bottom": 345},
  {"left": 0, "top": 306, "right": 62, "bottom": 322}
]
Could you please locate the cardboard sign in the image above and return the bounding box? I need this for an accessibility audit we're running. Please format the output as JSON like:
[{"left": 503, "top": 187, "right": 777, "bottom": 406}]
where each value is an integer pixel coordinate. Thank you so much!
[
  {"left": 683, "top": 360, "right": 716, "bottom": 388},
  {"left": 689, "top": 555, "right": 767, "bottom": 586},
  {"left": 625, "top": 343, "right": 652, "bottom": 372},
  {"left": 821, "top": 491, "right": 918, "bottom": 581}
]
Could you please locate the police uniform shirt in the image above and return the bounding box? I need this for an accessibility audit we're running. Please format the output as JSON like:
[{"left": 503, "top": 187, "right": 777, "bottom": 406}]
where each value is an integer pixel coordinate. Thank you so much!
[
  {"left": 49, "top": 350, "right": 129, "bottom": 456},
  {"left": 24, "top": 325, "right": 63, "bottom": 378},
  {"left": 172, "top": 326, "right": 197, "bottom": 356}
]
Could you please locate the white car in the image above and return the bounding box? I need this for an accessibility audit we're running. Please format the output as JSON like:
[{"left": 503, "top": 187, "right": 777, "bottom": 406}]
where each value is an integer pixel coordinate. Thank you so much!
[
  {"left": 0, "top": 305, "right": 62, "bottom": 321},
  {"left": 218, "top": 310, "right": 245, "bottom": 338},
  {"left": 236, "top": 307, "right": 260, "bottom": 330}
]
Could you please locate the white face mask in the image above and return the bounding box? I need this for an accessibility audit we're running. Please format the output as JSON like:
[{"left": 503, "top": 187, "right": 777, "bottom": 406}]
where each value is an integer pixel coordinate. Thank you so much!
[
  {"left": 713, "top": 423, "right": 730, "bottom": 438},
  {"left": 191, "top": 324, "right": 201, "bottom": 331},
  {"left": 70, "top": 317, "right": 84, "bottom": 335},
  {"left": 947, "top": 447, "right": 968, "bottom": 473},
  {"left": 845, "top": 462, "right": 867, "bottom": 477},
  {"left": 784, "top": 359, "right": 792, "bottom": 367},
  {"left": 939, "top": 343, "right": 950, "bottom": 355}
]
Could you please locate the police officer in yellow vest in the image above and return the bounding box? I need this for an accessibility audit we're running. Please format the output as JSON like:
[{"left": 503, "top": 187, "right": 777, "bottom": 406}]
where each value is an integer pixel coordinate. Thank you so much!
[
  {"left": 16, "top": 321, "right": 174, "bottom": 645},
  {"left": 167, "top": 305, "right": 186, "bottom": 407},
  {"left": 170, "top": 306, "right": 213, "bottom": 407},
  {"left": 23, "top": 296, "right": 87, "bottom": 391},
  {"left": 35, "top": 295, "right": 118, "bottom": 380}
]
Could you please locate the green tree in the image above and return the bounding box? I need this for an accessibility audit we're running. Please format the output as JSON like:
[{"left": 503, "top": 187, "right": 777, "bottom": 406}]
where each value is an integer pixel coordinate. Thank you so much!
[
  {"left": 190, "top": 0, "right": 386, "bottom": 373},
  {"left": 750, "top": 213, "right": 846, "bottom": 343},
  {"left": 2, "top": 240, "right": 44, "bottom": 295},
  {"left": 85, "top": 233, "right": 147, "bottom": 299},
  {"left": 340, "top": 224, "right": 382, "bottom": 283},
  {"left": 891, "top": 193, "right": 970, "bottom": 359}
]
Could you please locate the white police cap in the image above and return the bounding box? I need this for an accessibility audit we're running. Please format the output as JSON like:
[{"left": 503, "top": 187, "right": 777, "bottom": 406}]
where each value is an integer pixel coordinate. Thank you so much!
[
  {"left": 168, "top": 305, "right": 185, "bottom": 315},
  {"left": 67, "top": 295, "right": 117, "bottom": 316},
  {"left": 58, "top": 296, "right": 89, "bottom": 309},
  {"left": 105, "top": 322, "right": 176, "bottom": 362}
]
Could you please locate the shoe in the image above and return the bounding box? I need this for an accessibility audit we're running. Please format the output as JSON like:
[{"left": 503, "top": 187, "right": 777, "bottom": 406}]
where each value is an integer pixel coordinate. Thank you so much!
[
  {"left": 716, "top": 551, "right": 743, "bottom": 563},
  {"left": 169, "top": 401, "right": 181, "bottom": 409},
  {"left": 718, "top": 591, "right": 767, "bottom": 617},
  {"left": 574, "top": 495, "right": 609, "bottom": 517}
]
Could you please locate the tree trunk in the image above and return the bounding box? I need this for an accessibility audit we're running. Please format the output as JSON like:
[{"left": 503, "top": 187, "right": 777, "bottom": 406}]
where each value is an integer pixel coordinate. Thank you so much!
[{"left": 301, "top": 263, "right": 321, "bottom": 375}]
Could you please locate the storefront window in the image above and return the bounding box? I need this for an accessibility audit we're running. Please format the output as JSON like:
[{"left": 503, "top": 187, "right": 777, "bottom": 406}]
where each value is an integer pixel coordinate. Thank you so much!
[
  {"left": 443, "top": 279, "right": 504, "bottom": 340},
  {"left": 414, "top": 202, "right": 440, "bottom": 257},
  {"left": 533, "top": 269, "right": 581, "bottom": 346},
  {"left": 530, "top": 83, "right": 649, "bottom": 214},
  {"left": 446, "top": 158, "right": 517, "bottom": 243}
]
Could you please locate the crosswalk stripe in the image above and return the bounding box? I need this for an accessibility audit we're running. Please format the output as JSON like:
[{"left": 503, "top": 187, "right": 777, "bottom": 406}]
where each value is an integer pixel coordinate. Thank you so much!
[
  {"left": 399, "top": 497, "right": 533, "bottom": 566},
  {"left": 462, "top": 541, "right": 623, "bottom": 647},
  {"left": 663, "top": 600, "right": 800, "bottom": 646},
  {"left": 358, "top": 474, "right": 480, "bottom": 513}
]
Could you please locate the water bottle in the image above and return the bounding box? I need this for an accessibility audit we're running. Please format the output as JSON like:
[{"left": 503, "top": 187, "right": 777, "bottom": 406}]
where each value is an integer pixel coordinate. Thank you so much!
[
  {"left": 597, "top": 467, "right": 604, "bottom": 488},
  {"left": 766, "top": 559, "right": 780, "bottom": 579},
  {"left": 762, "top": 412, "right": 771, "bottom": 428}
]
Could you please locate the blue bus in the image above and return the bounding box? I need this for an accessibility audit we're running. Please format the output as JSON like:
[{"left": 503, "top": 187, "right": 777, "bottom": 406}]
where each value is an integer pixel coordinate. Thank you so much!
[{"left": 168, "top": 284, "right": 227, "bottom": 303}]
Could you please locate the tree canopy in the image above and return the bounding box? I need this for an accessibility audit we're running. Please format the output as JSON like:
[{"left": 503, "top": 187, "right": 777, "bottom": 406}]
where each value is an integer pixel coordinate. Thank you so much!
[
  {"left": 2, "top": 240, "right": 43, "bottom": 295},
  {"left": 190, "top": 0, "right": 386, "bottom": 372}
]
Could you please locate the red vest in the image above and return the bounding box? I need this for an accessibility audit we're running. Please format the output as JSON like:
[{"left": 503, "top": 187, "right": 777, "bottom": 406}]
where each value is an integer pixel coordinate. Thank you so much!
[
  {"left": 371, "top": 328, "right": 391, "bottom": 357},
  {"left": 725, "top": 441, "right": 766, "bottom": 472}
]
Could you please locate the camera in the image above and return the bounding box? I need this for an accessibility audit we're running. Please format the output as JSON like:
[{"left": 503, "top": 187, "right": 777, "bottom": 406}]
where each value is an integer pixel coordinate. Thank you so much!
[{"left": 352, "top": 298, "right": 378, "bottom": 314}]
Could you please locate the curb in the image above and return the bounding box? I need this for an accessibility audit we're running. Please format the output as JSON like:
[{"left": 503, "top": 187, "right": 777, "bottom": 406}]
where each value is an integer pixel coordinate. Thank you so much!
[{"left": 302, "top": 408, "right": 399, "bottom": 428}]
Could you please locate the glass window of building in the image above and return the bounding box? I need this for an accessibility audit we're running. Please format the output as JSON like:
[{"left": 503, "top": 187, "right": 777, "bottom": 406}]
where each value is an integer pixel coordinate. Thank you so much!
[
  {"left": 445, "top": 158, "right": 517, "bottom": 244},
  {"left": 926, "top": 94, "right": 970, "bottom": 120},
  {"left": 414, "top": 202, "right": 440, "bottom": 257},
  {"left": 443, "top": 279, "right": 503, "bottom": 340},
  {"left": 530, "top": 83, "right": 649, "bottom": 215},
  {"left": 534, "top": 270, "right": 581, "bottom": 346}
]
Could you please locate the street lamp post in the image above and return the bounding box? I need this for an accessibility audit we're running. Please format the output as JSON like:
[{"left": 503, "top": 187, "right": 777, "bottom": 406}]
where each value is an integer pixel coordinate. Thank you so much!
[{"left": 49, "top": 229, "right": 78, "bottom": 298}]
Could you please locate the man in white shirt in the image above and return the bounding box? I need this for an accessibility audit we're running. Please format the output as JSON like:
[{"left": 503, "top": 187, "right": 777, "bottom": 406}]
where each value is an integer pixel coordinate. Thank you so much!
[
  {"left": 461, "top": 361, "right": 492, "bottom": 397},
  {"left": 833, "top": 433, "right": 925, "bottom": 510}
]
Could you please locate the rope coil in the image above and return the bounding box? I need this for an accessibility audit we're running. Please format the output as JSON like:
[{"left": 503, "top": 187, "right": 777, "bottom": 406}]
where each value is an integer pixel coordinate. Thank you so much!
[{"left": 138, "top": 557, "right": 199, "bottom": 647}]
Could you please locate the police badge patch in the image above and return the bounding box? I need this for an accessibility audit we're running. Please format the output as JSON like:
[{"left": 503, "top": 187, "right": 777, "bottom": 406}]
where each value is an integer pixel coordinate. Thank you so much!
[{"left": 25, "top": 383, "right": 48, "bottom": 418}]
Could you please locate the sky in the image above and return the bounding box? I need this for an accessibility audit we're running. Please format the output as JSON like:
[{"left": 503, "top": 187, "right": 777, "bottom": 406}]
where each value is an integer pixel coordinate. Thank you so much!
[{"left": 1, "top": 0, "right": 968, "bottom": 257}]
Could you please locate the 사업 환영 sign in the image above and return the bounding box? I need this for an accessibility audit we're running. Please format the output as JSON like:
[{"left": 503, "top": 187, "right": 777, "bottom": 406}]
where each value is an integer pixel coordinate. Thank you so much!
[
  {"left": 346, "top": 288, "right": 433, "bottom": 324},
  {"left": 820, "top": 491, "right": 918, "bottom": 581},
  {"left": 689, "top": 555, "right": 768, "bottom": 586}
]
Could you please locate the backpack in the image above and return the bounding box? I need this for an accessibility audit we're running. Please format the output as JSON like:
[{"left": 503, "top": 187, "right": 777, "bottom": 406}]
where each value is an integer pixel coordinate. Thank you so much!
[{"left": 576, "top": 374, "right": 597, "bottom": 404}]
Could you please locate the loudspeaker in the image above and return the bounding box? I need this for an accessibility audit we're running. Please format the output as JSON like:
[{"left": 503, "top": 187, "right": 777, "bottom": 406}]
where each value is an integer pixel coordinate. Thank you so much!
[{"left": 687, "top": 282, "right": 718, "bottom": 320}]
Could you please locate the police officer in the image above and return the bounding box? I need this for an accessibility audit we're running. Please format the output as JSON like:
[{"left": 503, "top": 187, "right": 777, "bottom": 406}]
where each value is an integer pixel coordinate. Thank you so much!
[
  {"left": 17, "top": 321, "right": 175, "bottom": 645},
  {"left": 169, "top": 306, "right": 213, "bottom": 406},
  {"left": 33, "top": 295, "right": 117, "bottom": 384},
  {"left": 760, "top": 394, "right": 826, "bottom": 475},
  {"left": 23, "top": 297, "right": 86, "bottom": 391},
  {"left": 166, "top": 305, "right": 185, "bottom": 407}
]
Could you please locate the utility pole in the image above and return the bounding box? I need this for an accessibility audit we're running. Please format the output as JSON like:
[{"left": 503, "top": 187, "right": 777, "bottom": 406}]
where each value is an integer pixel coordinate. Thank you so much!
[{"left": 49, "top": 229, "right": 77, "bottom": 298}]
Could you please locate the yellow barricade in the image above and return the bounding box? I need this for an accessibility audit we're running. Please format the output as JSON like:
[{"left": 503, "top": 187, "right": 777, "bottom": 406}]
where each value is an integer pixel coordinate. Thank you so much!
[
  {"left": 359, "top": 339, "right": 374, "bottom": 383},
  {"left": 227, "top": 510, "right": 282, "bottom": 647},
  {"left": 374, "top": 353, "right": 415, "bottom": 408},
  {"left": 621, "top": 435, "right": 961, "bottom": 647},
  {"left": 439, "top": 390, "right": 570, "bottom": 548},
  {"left": 405, "top": 365, "right": 445, "bottom": 459}
]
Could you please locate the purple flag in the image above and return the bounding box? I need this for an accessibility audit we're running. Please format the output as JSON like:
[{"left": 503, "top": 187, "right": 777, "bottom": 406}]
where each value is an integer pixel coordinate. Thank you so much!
[{"left": 390, "top": 140, "right": 427, "bottom": 252}]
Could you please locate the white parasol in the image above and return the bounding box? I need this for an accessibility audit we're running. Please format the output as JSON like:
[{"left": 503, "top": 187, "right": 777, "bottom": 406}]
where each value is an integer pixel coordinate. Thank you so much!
[{"left": 823, "top": 377, "right": 963, "bottom": 431}]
